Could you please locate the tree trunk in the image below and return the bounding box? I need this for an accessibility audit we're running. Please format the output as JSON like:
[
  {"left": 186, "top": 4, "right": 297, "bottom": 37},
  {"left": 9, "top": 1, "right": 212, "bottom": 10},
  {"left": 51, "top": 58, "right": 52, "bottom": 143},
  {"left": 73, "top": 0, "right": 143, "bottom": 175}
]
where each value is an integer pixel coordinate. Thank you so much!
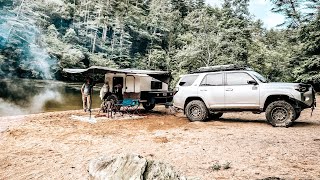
[
  {"left": 102, "top": 24, "right": 107, "bottom": 44},
  {"left": 92, "top": 31, "right": 97, "bottom": 53},
  {"left": 8, "top": 0, "right": 25, "bottom": 40},
  {"left": 111, "top": 31, "right": 115, "bottom": 54},
  {"left": 289, "top": 0, "right": 301, "bottom": 26},
  {"left": 120, "top": 23, "right": 124, "bottom": 56},
  {"left": 85, "top": 0, "right": 89, "bottom": 36},
  {"left": 148, "top": 28, "right": 157, "bottom": 68}
]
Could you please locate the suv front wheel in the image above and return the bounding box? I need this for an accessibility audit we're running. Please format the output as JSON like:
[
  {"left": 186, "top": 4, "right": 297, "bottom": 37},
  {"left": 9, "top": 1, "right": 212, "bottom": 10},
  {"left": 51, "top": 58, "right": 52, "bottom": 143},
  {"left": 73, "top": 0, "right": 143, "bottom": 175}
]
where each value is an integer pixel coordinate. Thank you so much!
[
  {"left": 265, "top": 100, "right": 296, "bottom": 127},
  {"left": 185, "top": 100, "right": 208, "bottom": 122}
]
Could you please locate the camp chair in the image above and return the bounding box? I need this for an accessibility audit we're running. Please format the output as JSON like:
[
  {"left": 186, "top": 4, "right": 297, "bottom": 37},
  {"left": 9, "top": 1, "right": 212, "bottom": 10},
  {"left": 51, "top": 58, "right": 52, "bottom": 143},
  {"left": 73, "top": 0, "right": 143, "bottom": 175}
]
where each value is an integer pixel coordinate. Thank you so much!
[{"left": 115, "top": 99, "right": 140, "bottom": 116}]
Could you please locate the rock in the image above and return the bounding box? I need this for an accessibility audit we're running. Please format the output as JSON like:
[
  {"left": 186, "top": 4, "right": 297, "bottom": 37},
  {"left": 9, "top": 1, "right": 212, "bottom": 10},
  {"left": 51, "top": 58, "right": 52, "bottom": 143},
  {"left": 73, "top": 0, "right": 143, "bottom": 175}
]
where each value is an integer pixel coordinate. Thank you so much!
[
  {"left": 88, "top": 154, "right": 190, "bottom": 180},
  {"left": 144, "top": 160, "right": 186, "bottom": 180},
  {"left": 88, "top": 154, "right": 147, "bottom": 180},
  {"left": 258, "top": 177, "right": 284, "bottom": 180}
]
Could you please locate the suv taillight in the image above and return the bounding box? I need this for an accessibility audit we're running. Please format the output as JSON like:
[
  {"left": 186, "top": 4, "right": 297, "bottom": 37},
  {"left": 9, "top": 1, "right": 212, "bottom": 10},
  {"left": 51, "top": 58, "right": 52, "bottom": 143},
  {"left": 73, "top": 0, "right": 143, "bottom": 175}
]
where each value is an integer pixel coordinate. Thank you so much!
[{"left": 174, "top": 87, "right": 179, "bottom": 95}]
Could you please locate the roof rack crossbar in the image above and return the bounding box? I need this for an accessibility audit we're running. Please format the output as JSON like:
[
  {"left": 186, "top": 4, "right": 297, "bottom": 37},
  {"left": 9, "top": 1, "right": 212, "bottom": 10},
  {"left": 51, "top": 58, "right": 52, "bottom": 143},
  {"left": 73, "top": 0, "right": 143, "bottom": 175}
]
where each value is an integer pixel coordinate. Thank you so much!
[{"left": 192, "top": 64, "right": 252, "bottom": 73}]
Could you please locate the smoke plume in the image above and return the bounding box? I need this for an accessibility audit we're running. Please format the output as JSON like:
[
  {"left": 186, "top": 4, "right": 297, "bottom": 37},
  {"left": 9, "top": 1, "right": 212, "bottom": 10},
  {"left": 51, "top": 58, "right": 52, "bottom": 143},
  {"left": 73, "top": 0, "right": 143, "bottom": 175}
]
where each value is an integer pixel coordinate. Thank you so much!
[
  {"left": 0, "top": 79, "right": 64, "bottom": 116},
  {"left": 0, "top": 2, "right": 63, "bottom": 116},
  {"left": 0, "top": 4, "right": 57, "bottom": 79}
]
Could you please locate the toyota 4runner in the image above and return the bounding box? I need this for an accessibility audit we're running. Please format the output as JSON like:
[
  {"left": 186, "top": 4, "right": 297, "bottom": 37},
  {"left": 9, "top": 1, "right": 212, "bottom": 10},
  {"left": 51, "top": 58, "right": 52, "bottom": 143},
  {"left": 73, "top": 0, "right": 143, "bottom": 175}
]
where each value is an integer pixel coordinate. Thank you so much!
[{"left": 173, "top": 65, "right": 316, "bottom": 127}]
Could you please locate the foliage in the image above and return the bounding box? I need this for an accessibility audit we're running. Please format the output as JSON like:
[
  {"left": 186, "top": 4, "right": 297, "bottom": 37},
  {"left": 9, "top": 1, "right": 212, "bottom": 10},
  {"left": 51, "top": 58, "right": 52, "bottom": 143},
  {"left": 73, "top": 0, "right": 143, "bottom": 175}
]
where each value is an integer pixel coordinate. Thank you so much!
[
  {"left": 0, "top": 0, "right": 319, "bottom": 89},
  {"left": 211, "top": 162, "right": 221, "bottom": 171},
  {"left": 210, "top": 161, "right": 231, "bottom": 171},
  {"left": 270, "top": 0, "right": 320, "bottom": 28},
  {"left": 292, "top": 13, "right": 320, "bottom": 84},
  {"left": 269, "top": 0, "right": 320, "bottom": 87}
]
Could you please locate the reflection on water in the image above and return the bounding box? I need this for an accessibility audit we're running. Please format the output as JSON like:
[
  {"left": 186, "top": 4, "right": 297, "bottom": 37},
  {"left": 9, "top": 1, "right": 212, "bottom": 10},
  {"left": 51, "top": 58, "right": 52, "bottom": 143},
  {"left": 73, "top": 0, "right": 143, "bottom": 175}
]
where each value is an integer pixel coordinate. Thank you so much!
[{"left": 0, "top": 79, "right": 102, "bottom": 116}]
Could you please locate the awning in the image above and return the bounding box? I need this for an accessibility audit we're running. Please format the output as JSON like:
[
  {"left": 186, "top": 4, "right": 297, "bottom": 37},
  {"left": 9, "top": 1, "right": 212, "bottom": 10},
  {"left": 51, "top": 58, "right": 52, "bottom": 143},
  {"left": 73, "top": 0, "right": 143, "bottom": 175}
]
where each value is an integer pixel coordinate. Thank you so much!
[{"left": 63, "top": 66, "right": 171, "bottom": 84}]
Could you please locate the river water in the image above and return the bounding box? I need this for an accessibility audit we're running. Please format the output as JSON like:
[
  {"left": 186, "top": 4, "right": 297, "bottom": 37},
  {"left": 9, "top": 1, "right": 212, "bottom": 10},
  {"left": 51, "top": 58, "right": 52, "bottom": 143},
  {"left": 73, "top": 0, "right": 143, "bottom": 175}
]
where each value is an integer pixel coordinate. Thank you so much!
[{"left": 0, "top": 79, "right": 103, "bottom": 116}]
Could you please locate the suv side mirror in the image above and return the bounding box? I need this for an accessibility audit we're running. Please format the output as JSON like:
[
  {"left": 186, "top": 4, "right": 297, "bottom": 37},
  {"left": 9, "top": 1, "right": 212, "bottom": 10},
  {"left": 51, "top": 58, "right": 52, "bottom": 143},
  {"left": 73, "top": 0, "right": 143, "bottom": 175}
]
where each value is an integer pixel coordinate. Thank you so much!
[{"left": 247, "top": 80, "right": 258, "bottom": 85}]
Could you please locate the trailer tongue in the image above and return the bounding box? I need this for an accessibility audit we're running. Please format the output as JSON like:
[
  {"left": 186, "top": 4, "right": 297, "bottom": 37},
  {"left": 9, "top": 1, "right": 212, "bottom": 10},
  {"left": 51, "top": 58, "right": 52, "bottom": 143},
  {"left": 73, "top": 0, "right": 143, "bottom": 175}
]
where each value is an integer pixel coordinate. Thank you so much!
[{"left": 63, "top": 66, "right": 173, "bottom": 111}]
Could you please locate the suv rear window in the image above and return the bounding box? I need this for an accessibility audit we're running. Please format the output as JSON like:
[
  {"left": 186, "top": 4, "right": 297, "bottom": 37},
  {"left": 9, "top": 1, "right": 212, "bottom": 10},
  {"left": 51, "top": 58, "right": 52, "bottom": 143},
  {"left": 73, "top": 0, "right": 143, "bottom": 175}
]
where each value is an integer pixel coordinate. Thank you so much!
[
  {"left": 179, "top": 75, "right": 198, "bottom": 86},
  {"left": 200, "top": 73, "right": 223, "bottom": 86}
]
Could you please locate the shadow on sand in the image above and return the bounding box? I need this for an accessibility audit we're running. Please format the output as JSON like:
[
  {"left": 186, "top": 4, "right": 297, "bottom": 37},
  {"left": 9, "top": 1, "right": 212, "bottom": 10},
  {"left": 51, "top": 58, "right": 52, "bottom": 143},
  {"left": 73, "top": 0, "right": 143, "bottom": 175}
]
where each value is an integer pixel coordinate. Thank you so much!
[
  {"left": 207, "top": 118, "right": 319, "bottom": 127},
  {"left": 209, "top": 118, "right": 267, "bottom": 124},
  {"left": 292, "top": 121, "right": 318, "bottom": 127},
  {"left": 131, "top": 109, "right": 320, "bottom": 128}
]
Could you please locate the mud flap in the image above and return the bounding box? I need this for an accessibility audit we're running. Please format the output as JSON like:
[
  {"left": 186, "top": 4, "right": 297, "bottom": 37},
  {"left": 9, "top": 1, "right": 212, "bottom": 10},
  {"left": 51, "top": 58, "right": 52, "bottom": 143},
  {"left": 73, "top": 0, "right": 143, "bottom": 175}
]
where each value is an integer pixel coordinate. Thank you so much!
[
  {"left": 311, "top": 99, "right": 316, "bottom": 116},
  {"left": 311, "top": 89, "right": 316, "bottom": 116}
]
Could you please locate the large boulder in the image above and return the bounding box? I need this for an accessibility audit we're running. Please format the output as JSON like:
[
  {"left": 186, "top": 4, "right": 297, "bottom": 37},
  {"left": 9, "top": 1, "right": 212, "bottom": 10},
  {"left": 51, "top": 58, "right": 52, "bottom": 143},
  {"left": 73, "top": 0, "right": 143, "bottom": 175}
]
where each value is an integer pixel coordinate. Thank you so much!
[
  {"left": 88, "top": 154, "right": 188, "bottom": 180},
  {"left": 88, "top": 154, "right": 147, "bottom": 180},
  {"left": 144, "top": 160, "right": 186, "bottom": 180}
]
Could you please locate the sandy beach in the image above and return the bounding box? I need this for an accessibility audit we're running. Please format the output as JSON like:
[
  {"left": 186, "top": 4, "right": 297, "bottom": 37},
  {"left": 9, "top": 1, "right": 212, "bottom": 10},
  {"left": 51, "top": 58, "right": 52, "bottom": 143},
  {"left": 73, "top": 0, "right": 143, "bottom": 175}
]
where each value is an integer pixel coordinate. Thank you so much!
[{"left": 1, "top": 100, "right": 320, "bottom": 180}]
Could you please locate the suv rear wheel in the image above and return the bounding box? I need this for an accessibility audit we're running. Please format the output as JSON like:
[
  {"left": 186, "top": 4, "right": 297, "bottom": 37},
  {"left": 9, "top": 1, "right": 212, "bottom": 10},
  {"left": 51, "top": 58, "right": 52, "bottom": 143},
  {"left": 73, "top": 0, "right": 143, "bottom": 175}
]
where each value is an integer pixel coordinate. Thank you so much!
[
  {"left": 185, "top": 100, "right": 208, "bottom": 122},
  {"left": 265, "top": 100, "right": 296, "bottom": 127}
]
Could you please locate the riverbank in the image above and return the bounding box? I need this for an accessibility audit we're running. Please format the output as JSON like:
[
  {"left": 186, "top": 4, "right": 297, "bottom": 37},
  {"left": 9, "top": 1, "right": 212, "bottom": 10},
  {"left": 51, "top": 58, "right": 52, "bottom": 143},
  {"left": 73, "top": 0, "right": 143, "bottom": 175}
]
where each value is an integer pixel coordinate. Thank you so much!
[
  {"left": 0, "top": 79, "right": 105, "bottom": 117},
  {"left": 1, "top": 103, "right": 320, "bottom": 179}
]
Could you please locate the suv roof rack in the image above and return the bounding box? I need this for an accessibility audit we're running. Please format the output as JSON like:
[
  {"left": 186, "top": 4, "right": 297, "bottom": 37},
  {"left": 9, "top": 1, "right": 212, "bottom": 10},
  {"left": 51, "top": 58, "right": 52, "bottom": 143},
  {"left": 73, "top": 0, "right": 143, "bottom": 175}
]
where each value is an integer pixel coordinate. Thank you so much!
[{"left": 192, "top": 64, "right": 252, "bottom": 73}]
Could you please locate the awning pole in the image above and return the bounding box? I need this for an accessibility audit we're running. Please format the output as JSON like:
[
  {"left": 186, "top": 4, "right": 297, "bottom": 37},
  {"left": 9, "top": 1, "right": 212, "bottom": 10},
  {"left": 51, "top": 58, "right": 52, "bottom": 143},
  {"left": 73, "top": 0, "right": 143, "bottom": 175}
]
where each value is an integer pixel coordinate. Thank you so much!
[{"left": 124, "top": 74, "right": 127, "bottom": 93}]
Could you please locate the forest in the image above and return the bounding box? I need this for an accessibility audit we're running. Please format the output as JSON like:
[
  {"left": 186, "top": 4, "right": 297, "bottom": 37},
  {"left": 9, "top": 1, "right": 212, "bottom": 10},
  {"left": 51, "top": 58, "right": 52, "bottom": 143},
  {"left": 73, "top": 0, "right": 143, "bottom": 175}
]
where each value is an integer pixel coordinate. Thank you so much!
[{"left": 0, "top": 0, "right": 319, "bottom": 89}]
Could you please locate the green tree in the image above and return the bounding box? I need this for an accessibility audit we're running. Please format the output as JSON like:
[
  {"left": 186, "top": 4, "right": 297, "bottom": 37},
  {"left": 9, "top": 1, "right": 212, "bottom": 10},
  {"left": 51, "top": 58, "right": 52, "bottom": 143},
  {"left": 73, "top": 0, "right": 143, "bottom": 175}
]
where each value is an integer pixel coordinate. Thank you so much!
[
  {"left": 270, "top": 0, "right": 320, "bottom": 28},
  {"left": 292, "top": 13, "right": 320, "bottom": 85}
]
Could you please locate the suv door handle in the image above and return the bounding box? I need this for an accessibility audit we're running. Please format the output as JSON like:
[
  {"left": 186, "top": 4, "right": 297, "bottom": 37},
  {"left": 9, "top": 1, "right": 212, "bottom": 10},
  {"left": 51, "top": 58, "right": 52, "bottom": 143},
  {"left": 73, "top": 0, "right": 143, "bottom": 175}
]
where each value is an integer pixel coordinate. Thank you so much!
[
  {"left": 226, "top": 88, "right": 233, "bottom": 91},
  {"left": 200, "top": 89, "right": 207, "bottom": 91}
]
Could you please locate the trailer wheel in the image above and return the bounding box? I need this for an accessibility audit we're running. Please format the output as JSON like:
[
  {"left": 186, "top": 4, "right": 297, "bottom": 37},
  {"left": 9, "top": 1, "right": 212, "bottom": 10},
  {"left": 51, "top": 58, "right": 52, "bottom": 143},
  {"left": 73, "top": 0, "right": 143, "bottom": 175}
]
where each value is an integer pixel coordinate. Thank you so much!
[{"left": 142, "top": 102, "right": 155, "bottom": 111}]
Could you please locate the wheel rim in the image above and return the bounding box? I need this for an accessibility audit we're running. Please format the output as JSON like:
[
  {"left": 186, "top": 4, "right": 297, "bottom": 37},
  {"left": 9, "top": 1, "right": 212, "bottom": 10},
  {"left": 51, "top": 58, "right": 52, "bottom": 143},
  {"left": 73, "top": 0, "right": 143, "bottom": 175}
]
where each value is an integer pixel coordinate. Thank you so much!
[
  {"left": 189, "top": 105, "right": 202, "bottom": 119},
  {"left": 271, "top": 107, "right": 288, "bottom": 122}
]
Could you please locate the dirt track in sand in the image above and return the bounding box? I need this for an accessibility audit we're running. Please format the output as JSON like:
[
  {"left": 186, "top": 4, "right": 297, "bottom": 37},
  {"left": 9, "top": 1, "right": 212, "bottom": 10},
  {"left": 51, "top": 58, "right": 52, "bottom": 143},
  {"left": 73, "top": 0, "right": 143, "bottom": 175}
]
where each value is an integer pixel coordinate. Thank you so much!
[{"left": 0, "top": 99, "right": 320, "bottom": 180}]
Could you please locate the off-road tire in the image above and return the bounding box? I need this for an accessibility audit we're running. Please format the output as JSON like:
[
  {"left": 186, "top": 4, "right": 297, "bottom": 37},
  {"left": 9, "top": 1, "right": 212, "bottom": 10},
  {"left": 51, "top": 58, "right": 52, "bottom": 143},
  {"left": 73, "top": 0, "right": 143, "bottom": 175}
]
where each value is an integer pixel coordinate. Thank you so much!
[
  {"left": 208, "top": 112, "right": 223, "bottom": 120},
  {"left": 265, "top": 100, "right": 296, "bottom": 127},
  {"left": 185, "top": 100, "right": 208, "bottom": 122},
  {"left": 142, "top": 102, "right": 155, "bottom": 111}
]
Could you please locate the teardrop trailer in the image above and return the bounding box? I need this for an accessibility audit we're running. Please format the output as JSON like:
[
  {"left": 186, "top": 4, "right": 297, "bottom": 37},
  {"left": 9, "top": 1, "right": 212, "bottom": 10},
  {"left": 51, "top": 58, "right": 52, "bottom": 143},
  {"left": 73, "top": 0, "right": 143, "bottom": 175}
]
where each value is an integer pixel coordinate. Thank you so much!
[{"left": 63, "top": 66, "right": 174, "bottom": 111}]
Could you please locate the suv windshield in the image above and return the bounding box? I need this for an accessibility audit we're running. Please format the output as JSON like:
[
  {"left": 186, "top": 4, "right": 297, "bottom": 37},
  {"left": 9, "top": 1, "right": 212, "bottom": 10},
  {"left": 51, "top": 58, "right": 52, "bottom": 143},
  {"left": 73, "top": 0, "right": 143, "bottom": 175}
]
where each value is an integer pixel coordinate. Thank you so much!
[{"left": 251, "top": 71, "right": 268, "bottom": 83}]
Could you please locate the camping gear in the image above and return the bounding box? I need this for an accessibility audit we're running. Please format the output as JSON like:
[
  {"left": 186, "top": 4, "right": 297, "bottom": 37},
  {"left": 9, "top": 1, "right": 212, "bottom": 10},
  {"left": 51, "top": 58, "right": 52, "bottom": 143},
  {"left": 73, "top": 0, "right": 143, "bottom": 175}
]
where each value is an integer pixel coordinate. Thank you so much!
[
  {"left": 114, "top": 99, "right": 140, "bottom": 116},
  {"left": 63, "top": 66, "right": 174, "bottom": 112}
]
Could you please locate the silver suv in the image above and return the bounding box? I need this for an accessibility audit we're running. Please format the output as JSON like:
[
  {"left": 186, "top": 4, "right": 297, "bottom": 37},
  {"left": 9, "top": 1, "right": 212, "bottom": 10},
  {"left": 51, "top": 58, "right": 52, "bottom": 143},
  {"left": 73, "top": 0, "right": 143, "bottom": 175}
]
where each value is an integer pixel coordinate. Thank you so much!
[{"left": 173, "top": 65, "right": 316, "bottom": 127}]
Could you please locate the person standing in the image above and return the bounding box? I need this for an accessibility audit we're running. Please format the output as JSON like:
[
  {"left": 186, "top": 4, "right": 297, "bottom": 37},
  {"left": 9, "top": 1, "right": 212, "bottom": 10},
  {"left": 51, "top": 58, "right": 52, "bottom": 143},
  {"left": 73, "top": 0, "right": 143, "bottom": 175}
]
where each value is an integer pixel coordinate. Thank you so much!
[
  {"left": 81, "top": 78, "right": 93, "bottom": 112},
  {"left": 99, "top": 81, "right": 110, "bottom": 100}
]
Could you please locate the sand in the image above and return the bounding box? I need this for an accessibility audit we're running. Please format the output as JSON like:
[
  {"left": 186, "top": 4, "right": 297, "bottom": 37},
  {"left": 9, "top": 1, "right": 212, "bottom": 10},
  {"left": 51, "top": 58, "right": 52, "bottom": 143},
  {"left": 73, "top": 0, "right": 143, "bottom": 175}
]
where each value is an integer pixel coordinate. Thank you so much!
[{"left": 0, "top": 100, "right": 320, "bottom": 180}]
